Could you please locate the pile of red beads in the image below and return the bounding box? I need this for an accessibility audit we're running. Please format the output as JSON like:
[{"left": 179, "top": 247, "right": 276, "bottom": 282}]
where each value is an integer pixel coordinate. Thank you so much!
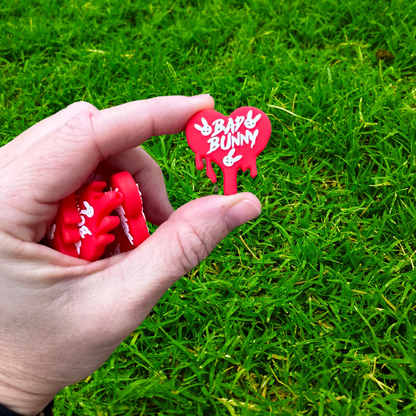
[{"left": 44, "top": 170, "right": 149, "bottom": 261}]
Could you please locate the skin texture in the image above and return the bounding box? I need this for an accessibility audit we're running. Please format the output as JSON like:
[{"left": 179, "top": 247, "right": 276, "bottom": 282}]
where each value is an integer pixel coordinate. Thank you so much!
[{"left": 0, "top": 95, "right": 261, "bottom": 416}]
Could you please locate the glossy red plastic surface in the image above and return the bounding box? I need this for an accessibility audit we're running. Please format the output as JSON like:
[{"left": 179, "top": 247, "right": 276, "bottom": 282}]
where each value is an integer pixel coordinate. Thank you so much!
[
  {"left": 76, "top": 181, "right": 123, "bottom": 261},
  {"left": 104, "top": 171, "right": 149, "bottom": 256},
  {"left": 45, "top": 193, "right": 81, "bottom": 258},
  {"left": 186, "top": 107, "right": 271, "bottom": 195},
  {"left": 44, "top": 170, "right": 149, "bottom": 261}
]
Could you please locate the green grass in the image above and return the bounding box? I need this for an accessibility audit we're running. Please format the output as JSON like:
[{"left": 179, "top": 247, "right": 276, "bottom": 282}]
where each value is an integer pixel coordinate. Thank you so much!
[{"left": 2, "top": 0, "right": 416, "bottom": 414}]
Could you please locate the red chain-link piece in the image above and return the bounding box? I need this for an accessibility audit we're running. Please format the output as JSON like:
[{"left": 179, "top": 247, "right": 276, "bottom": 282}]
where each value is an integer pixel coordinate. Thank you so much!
[
  {"left": 104, "top": 171, "right": 149, "bottom": 257},
  {"left": 45, "top": 193, "right": 81, "bottom": 258},
  {"left": 44, "top": 170, "right": 150, "bottom": 261},
  {"left": 76, "top": 181, "right": 124, "bottom": 261}
]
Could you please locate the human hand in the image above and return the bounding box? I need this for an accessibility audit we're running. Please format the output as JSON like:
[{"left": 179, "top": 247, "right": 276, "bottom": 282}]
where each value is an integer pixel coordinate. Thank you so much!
[{"left": 0, "top": 95, "right": 261, "bottom": 415}]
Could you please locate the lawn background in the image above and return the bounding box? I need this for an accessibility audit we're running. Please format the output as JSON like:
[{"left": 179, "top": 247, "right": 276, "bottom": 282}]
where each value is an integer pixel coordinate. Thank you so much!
[{"left": 1, "top": 0, "right": 416, "bottom": 414}]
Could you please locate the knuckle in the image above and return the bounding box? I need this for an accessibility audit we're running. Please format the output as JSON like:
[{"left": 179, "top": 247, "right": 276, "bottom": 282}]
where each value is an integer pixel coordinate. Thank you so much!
[
  {"left": 148, "top": 96, "right": 163, "bottom": 112},
  {"left": 58, "top": 111, "right": 100, "bottom": 149},
  {"left": 65, "top": 101, "right": 98, "bottom": 115},
  {"left": 60, "top": 111, "right": 95, "bottom": 138},
  {"left": 174, "top": 223, "right": 210, "bottom": 274},
  {"left": 53, "top": 110, "right": 104, "bottom": 160},
  {"left": 144, "top": 97, "right": 165, "bottom": 135}
]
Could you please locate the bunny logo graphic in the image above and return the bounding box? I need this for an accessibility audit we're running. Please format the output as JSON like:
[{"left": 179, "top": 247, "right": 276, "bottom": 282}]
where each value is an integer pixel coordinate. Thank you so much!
[
  {"left": 43, "top": 171, "right": 150, "bottom": 261},
  {"left": 186, "top": 106, "right": 271, "bottom": 194},
  {"left": 75, "top": 181, "right": 124, "bottom": 261},
  {"left": 194, "top": 117, "right": 212, "bottom": 136},
  {"left": 223, "top": 149, "right": 243, "bottom": 167},
  {"left": 244, "top": 110, "right": 262, "bottom": 129}
]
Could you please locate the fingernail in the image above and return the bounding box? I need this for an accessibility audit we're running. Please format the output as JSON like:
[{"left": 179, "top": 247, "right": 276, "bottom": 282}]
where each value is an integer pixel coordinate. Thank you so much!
[{"left": 224, "top": 199, "right": 261, "bottom": 231}]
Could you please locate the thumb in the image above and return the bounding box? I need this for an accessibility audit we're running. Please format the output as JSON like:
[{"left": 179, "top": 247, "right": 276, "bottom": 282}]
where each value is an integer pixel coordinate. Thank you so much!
[
  {"left": 116, "top": 193, "right": 261, "bottom": 297},
  {"left": 79, "top": 193, "right": 260, "bottom": 340}
]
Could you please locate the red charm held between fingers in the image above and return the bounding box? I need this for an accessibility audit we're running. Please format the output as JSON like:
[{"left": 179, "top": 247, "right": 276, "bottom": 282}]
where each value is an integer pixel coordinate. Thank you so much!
[{"left": 186, "top": 107, "right": 271, "bottom": 195}]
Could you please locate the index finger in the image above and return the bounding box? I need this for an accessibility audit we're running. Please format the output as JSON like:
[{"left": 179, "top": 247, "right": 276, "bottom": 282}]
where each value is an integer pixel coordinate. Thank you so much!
[{"left": 12, "top": 95, "right": 214, "bottom": 204}]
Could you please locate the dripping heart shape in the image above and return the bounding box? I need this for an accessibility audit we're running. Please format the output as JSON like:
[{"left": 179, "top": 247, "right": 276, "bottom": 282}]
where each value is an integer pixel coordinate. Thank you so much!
[{"left": 185, "top": 107, "right": 271, "bottom": 195}]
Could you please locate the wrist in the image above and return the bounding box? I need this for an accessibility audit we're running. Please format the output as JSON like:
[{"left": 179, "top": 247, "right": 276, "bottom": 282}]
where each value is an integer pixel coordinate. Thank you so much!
[
  {"left": 0, "top": 400, "right": 54, "bottom": 416},
  {"left": 0, "top": 379, "right": 54, "bottom": 416}
]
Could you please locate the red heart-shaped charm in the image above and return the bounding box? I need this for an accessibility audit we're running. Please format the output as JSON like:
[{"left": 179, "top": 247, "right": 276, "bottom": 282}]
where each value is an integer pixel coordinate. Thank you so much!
[{"left": 186, "top": 107, "right": 271, "bottom": 195}]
